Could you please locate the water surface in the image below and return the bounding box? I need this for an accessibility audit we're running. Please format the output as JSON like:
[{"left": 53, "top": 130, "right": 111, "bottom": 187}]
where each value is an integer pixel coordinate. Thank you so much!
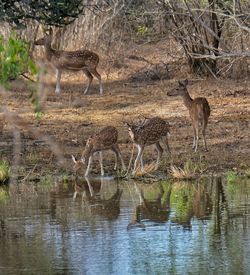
[{"left": 0, "top": 176, "right": 249, "bottom": 275}]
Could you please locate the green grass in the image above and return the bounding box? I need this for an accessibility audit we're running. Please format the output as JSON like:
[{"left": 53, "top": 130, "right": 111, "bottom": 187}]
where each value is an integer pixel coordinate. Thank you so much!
[
  {"left": 226, "top": 170, "right": 238, "bottom": 184},
  {"left": 245, "top": 168, "right": 250, "bottom": 178},
  {"left": 0, "top": 187, "right": 9, "bottom": 203},
  {"left": 0, "top": 160, "right": 10, "bottom": 183}
]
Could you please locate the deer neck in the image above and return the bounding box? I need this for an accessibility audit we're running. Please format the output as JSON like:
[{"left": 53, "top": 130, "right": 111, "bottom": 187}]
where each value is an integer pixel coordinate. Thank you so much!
[
  {"left": 82, "top": 143, "right": 93, "bottom": 160},
  {"left": 181, "top": 89, "right": 193, "bottom": 110},
  {"left": 44, "top": 41, "right": 55, "bottom": 61}
]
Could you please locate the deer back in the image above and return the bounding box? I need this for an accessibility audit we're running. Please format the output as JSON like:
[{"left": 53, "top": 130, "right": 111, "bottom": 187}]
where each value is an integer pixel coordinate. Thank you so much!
[
  {"left": 130, "top": 117, "right": 169, "bottom": 145},
  {"left": 54, "top": 50, "right": 99, "bottom": 70},
  {"left": 190, "top": 98, "right": 211, "bottom": 123},
  {"left": 83, "top": 126, "right": 118, "bottom": 157}
]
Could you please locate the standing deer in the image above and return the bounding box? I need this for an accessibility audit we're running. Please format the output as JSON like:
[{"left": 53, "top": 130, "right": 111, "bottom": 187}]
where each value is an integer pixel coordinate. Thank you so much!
[
  {"left": 167, "top": 79, "right": 211, "bottom": 152},
  {"left": 34, "top": 28, "right": 103, "bottom": 95},
  {"left": 72, "top": 126, "right": 126, "bottom": 177},
  {"left": 125, "top": 117, "right": 170, "bottom": 175}
]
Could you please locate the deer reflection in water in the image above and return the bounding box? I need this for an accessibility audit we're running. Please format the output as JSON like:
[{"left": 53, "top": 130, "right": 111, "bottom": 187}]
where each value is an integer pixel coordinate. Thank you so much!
[
  {"left": 73, "top": 177, "right": 123, "bottom": 220},
  {"left": 127, "top": 182, "right": 172, "bottom": 230}
]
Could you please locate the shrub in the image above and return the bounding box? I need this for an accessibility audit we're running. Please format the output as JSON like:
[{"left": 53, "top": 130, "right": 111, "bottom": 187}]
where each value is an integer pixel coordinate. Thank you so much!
[{"left": 0, "top": 160, "right": 10, "bottom": 183}]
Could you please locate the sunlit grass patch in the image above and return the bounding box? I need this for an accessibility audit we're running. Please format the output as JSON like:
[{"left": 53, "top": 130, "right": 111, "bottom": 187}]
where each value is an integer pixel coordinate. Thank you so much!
[
  {"left": 0, "top": 160, "right": 10, "bottom": 183},
  {"left": 133, "top": 162, "right": 156, "bottom": 177},
  {"left": 169, "top": 160, "right": 198, "bottom": 180}
]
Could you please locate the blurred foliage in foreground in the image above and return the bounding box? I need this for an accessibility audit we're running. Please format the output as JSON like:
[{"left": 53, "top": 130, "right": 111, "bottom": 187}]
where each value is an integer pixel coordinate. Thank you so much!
[
  {"left": 0, "top": 33, "right": 42, "bottom": 118},
  {"left": 0, "top": 160, "right": 10, "bottom": 184}
]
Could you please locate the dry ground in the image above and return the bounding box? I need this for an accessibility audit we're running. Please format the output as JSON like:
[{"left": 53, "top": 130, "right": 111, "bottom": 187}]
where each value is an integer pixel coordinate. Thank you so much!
[{"left": 1, "top": 40, "right": 250, "bottom": 179}]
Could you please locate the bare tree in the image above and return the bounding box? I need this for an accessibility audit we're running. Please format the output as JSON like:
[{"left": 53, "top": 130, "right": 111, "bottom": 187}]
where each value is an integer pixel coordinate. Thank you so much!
[{"left": 158, "top": 0, "right": 250, "bottom": 76}]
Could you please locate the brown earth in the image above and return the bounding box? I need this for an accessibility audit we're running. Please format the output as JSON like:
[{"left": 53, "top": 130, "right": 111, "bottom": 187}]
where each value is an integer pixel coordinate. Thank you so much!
[{"left": 1, "top": 40, "right": 250, "bottom": 179}]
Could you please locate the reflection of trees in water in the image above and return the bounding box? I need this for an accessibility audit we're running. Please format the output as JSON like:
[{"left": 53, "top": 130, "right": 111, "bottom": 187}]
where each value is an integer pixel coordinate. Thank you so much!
[
  {"left": 169, "top": 180, "right": 213, "bottom": 229},
  {"left": 127, "top": 177, "right": 249, "bottom": 231}
]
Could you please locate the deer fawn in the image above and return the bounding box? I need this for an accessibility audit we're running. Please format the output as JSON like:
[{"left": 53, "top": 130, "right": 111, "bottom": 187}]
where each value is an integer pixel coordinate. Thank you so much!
[
  {"left": 34, "top": 28, "right": 103, "bottom": 95},
  {"left": 167, "top": 79, "right": 211, "bottom": 152},
  {"left": 72, "top": 126, "right": 126, "bottom": 177},
  {"left": 125, "top": 117, "right": 170, "bottom": 175}
]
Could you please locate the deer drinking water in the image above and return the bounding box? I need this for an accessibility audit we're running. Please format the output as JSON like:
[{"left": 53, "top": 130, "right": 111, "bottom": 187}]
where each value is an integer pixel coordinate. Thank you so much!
[
  {"left": 125, "top": 117, "right": 170, "bottom": 175},
  {"left": 167, "top": 79, "right": 211, "bottom": 152},
  {"left": 72, "top": 126, "right": 126, "bottom": 177},
  {"left": 34, "top": 28, "right": 103, "bottom": 95}
]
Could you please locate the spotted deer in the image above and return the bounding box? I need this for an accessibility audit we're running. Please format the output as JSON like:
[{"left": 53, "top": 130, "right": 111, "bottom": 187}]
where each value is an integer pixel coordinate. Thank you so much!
[
  {"left": 72, "top": 126, "right": 126, "bottom": 177},
  {"left": 125, "top": 117, "right": 170, "bottom": 175},
  {"left": 34, "top": 28, "right": 103, "bottom": 95},
  {"left": 167, "top": 79, "right": 211, "bottom": 152}
]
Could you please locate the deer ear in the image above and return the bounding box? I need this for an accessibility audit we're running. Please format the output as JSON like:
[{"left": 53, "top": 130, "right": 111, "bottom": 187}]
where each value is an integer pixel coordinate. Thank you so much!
[
  {"left": 72, "top": 155, "right": 77, "bottom": 163},
  {"left": 123, "top": 121, "right": 131, "bottom": 128},
  {"left": 183, "top": 79, "right": 188, "bottom": 86},
  {"left": 178, "top": 80, "right": 184, "bottom": 86},
  {"left": 80, "top": 157, "right": 85, "bottom": 163},
  {"left": 49, "top": 27, "right": 53, "bottom": 35}
]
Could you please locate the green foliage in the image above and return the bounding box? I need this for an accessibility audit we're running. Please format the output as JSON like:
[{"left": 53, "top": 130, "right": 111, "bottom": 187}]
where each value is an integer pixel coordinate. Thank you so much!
[
  {"left": 40, "top": 175, "right": 53, "bottom": 187},
  {"left": 0, "top": 33, "right": 43, "bottom": 118},
  {"left": 0, "top": 160, "right": 10, "bottom": 183},
  {"left": 226, "top": 170, "right": 238, "bottom": 184},
  {"left": 137, "top": 25, "right": 148, "bottom": 36},
  {"left": 0, "top": 34, "right": 37, "bottom": 86},
  {"left": 0, "top": 0, "right": 86, "bottom": 27},
  {"left": 0, "top": 187, "right": 9, "bottom": 203}
]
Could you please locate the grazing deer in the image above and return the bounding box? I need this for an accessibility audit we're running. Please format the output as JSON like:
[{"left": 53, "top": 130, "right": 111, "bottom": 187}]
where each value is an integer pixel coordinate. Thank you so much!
[
  {"left": 167, "top": 79, "right": 211, "bottom": 152},
  {"left": 125, "top": 117, "right": 170, "bottom": 175},
  {"left": 34, "top": 28, "right": 103, "bottom": 95},
  {"left": 72, "top": 126, "right": 126, "bottom": 177}
]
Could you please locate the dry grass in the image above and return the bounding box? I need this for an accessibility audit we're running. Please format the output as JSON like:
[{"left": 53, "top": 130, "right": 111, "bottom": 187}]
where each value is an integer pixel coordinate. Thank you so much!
[
  {"left": 1, "top": 38, "right": 250, "bottom": 178},
  {"left": 133, "top": 162, "right": 157, "bottom": 177},
  {"left": 169, "top": 160, "right": 198, "bottom": 180}
]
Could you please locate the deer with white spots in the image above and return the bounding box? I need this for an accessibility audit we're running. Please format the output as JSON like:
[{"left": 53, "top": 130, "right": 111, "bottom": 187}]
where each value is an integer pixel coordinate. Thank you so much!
[
  {"left": 125, "top": 117, "right": 170, "bottom": 175},
  {"left": 72, "top": 126, "right": 126, "bottom": 177},
  {"left": 35, "top": 28, "right": 103, "bottom": 95}
]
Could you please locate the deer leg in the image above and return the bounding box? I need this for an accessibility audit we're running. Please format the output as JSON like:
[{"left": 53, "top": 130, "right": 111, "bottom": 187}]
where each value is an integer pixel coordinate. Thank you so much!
[
  {"left": 202, "top": 120, "right": 208, "bottom": 152},
  {"left": 140, "top": 155, "right": 144, "bottom": 171},
  {"left": 112, "top": 144, "right": 126, "bottom": 171},
  {"left": 83, "top": 69, "right": 93, "bottom": 94},
  {"left": 85, "top": 156, "right": 93, "bottom": 177},
  {"left": 155, "top": 142, "right": 163, "bottom": 169},
  {"left": 192, "top": 123, "right": 198, "bottom": 151},
  {"left": 73, "top": 191, "right": 77, "bottom": 201},
  {"left": 114, "top": 150, "right": 118, "bottom": 171},
  {"left": 132, "top": 145, "right": 144, "bottom": 175},
  {"left": 99, "top": 151, "right": 104, "bottom": 176},
  {"left": 55, "top": 69, "right": 61, "bottom": 93},
  {"left": 193, "top": 123, "right": 199, "bottom": 152},
  {"left": 161, "top": 136, "right": 171, "bottom": 155},
  {"left": 85, "top": 177, "right": 95, "bottom": 197},
  {"left": 89, "top": 68, "right": 103, "bottom": 95}
]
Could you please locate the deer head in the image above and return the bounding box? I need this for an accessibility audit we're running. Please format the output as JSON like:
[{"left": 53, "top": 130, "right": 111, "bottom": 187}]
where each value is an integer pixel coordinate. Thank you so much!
[
  {"left": 124, "top": 121, "right": 137, "bottom": 141},
  {"left": 72, "top": 155, "right": 85, "bottom": 173},
  {"left": 34, "top": 27, "right": 53, "bottom": 46},
  {"left": 167, "top": 79, "right": 189, "bottom": 96}
]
